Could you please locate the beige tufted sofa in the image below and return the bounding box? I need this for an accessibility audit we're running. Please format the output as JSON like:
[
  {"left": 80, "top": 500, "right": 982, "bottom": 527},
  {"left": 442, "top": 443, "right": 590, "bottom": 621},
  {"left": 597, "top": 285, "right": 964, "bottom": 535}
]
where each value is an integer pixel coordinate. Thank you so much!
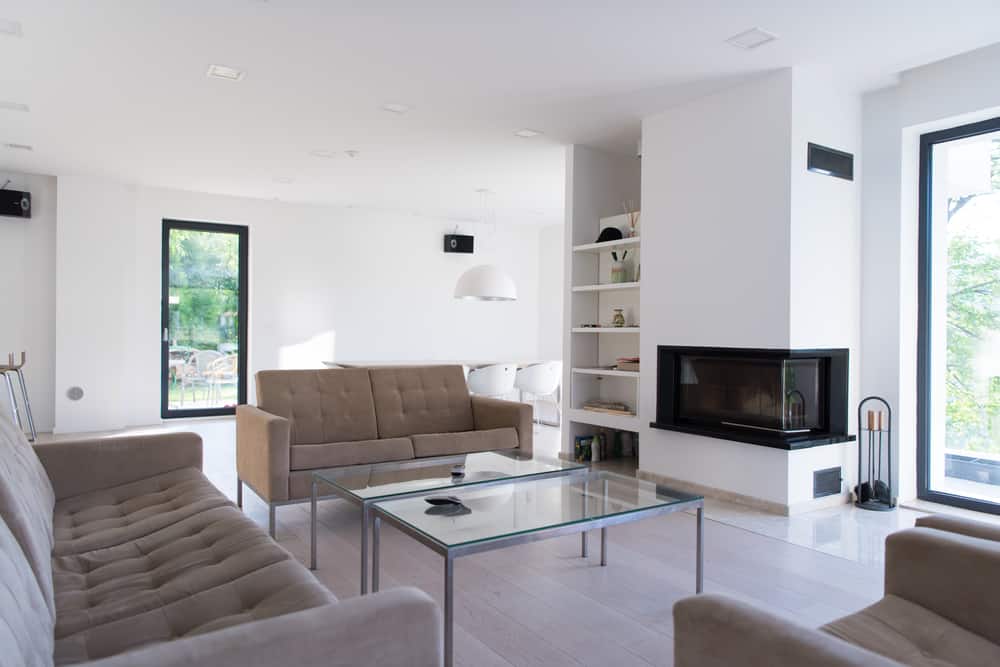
[
  {"left": 0, "top": 415, "right": 442, "bottom": 667},
  {"left": 237, "top": 365, "right": 533, "bottom": 534}
]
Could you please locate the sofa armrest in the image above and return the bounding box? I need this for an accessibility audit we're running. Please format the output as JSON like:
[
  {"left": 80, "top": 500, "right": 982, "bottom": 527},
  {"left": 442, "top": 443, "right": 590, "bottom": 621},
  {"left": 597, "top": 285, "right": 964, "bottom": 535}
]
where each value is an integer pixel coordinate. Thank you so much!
[
  {"left": 33, "top": 432, "right": 202, "bottom": 501},
  {"left": 87, "top": 587, "right": 442, "bottom": 667},
  {"left": 471, "top": 395, "right": 533, "bottom": 457},
  {"left": 236, "top": 405, "right": 291, "bottom": 502},
  {"left": 673, "top": 594, "right": 901, "bottom": 667},
  {"left": 915, "top": 513, "right": 1000, "bottom": 542},
  {"left": 885, "top": 526, "right": 1000, "bottom": 645}
]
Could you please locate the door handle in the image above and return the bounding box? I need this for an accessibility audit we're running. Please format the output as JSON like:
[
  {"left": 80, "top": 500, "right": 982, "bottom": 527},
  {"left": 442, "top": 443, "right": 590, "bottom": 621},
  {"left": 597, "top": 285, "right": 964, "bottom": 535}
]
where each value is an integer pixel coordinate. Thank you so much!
[{"left": 163, "top": 328, "right": 169, "bottom": 343}]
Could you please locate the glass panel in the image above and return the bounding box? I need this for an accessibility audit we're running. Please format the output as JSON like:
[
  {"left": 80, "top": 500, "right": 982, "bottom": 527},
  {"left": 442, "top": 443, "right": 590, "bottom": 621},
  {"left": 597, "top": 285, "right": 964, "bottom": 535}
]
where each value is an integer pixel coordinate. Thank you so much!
[
  {"left": 374, "top": 471, "right": 700, "bottom": 548},
  {"left": 678, "top": 355, "right": 821, "bottom": 432},
  {"left": 315, "top": 451, "right": 585, "bottom": 500},
  {"left": 166, "top": 227, "right": 241, "bottom": 411},
  {"left": 928, "top": 127, "right": 1000, "bottom": 505}
]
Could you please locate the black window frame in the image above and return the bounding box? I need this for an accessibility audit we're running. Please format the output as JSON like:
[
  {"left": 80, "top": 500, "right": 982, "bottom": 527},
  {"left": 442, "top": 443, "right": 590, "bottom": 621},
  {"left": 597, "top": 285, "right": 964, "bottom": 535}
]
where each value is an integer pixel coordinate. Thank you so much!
[
  {"left": 161, "top": 219, "right": 249, "bottom": 419},
  {"left": 917, "top": 114, "right": 1000, "bottom": 514}
]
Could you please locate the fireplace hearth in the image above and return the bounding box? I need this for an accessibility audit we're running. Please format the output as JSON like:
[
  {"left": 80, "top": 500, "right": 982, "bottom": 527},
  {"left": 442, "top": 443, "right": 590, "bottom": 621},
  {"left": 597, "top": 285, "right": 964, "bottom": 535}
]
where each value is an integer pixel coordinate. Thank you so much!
[{"left": 650, "top": 346, "right": 854, "bottom": 450}]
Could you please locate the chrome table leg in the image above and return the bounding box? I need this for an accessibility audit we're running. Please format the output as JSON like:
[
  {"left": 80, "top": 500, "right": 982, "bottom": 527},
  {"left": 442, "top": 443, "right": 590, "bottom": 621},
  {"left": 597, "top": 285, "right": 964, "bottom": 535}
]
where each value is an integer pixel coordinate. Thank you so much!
[
  {"left": 14, "top": 369, "right": 35, "bottom": 441},
  {"left": 361, "top": 503, "right": 370, "bottom": 594},
  {"left": 372, "top": 515, "right": 381, "bottom": 593},
  {"left": 310, "top": 479, "right": 318, "bottom": 570}
]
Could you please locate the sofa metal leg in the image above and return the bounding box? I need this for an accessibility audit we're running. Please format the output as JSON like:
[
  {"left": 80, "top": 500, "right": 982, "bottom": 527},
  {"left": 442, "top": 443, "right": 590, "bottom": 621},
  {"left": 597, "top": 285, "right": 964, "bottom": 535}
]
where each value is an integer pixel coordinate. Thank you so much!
[
  {"left": 268, "top": 505, "right": 276, "bottom": 539},
  {"left": 236, "top": 479, "right": 243, "bottom": 508}
]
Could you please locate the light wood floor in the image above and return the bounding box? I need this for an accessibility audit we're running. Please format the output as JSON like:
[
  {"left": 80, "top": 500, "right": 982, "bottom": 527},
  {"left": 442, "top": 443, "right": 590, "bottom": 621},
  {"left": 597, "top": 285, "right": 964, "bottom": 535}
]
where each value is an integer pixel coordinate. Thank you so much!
[{"left": 45, "top": 419, "right": 886, "bottom": 666}]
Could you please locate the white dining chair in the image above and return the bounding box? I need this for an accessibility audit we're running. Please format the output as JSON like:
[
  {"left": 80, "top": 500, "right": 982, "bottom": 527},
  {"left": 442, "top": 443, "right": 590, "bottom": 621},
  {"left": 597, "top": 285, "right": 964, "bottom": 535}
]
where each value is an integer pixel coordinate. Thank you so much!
[
  {"left": 515, "top": 361, "right": 562, "bottom": 426},
  {"left": 466, "top": 364, "right": 517, "bottom": 400}
]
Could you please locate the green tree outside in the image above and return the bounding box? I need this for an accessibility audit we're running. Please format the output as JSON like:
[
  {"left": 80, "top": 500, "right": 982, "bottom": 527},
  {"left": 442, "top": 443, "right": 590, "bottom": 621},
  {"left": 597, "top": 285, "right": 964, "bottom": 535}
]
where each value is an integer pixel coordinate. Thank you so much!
[{"left": 945, "top": 138, "right": 1000, "bottom": 453}]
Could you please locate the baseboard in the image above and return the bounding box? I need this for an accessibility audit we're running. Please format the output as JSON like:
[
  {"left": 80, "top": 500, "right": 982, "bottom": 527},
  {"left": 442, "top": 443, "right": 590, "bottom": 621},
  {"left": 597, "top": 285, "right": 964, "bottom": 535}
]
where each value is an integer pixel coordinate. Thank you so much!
[{"left": 636, "top": 468, "right": 791, "bottom": 515}]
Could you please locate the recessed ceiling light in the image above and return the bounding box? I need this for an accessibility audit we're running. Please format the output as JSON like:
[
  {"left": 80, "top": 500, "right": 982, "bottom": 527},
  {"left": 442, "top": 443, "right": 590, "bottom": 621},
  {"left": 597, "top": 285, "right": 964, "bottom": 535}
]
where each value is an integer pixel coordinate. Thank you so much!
[
  {"left": 309, "top": 149, "right": 337, "bottom": 158},
  {"left": 206, "top": 64, "right": 245, "bottom": 81},
  {"left": 0, "top": 20, "right": 22, "bottom": 37},
  {"left": 344, "top": 150, "right": 359, "bottom": 158},
  {"left": 725, "top": 27, "right": 777, "bottom": 50},
  {"left": 4, "top": 142, "right": 32, "bottom": 151},
  {"left": 514, "top": 128, "right": 542, "bottom": 138},
  {"left": 474, "top": 188, "right": 493, "bottom": 195},
  {"left": 382, "top": 103, "right": 411, "bottom": 114},
  {"left": 0, "top": 101, "right": 29, "bottom": 112},
  {"left": 274, "top": 176, "right": 294, "bottom": 184}
]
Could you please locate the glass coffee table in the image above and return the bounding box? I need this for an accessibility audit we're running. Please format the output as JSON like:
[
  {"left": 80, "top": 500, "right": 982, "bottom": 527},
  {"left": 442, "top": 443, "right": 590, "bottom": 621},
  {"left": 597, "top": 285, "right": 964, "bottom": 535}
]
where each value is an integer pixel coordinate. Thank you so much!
[
  {"left": 370, "top": 470, "right": 704, "bottom": 667},
  {"left": 309, "top": 451, "right": 586, "bottom": 592}
]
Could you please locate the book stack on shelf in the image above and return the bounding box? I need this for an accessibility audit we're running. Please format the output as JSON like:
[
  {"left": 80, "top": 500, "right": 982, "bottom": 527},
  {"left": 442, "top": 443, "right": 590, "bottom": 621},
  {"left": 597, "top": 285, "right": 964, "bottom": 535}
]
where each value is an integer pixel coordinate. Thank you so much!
[
  {"left": 616, "top": 357, "right": 639, "bottom": 372},
  {"left": 581, "top": 400, "right": 635, "bottom": 417}
]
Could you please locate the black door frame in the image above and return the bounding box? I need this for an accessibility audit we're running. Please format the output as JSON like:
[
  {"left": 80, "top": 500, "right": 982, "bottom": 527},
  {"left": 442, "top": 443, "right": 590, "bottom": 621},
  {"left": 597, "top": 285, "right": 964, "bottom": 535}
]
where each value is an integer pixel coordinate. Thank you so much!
[
  {"left": 161, "top": 219, "right": 249, "bottom": 419},
  {"left": 917, "top": 115, "right": 1000, "bottom": 514}
]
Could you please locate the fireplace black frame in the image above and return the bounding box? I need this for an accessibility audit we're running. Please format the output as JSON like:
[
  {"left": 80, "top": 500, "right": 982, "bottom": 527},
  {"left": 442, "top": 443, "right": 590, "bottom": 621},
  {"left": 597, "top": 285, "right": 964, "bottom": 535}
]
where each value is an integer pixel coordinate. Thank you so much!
[{"left": 650, "top": 346, "right": 854, "bottom": 451}]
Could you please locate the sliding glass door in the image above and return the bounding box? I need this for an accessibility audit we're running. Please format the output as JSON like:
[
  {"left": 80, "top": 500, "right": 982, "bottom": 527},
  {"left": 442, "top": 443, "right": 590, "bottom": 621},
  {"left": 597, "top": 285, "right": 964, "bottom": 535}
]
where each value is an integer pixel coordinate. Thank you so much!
[
  {"left": 161, "top": 220, "right": 248, "bottom": 418},
  {"left": 918, "top": 116, "right": 1000, "bottom": 513}
]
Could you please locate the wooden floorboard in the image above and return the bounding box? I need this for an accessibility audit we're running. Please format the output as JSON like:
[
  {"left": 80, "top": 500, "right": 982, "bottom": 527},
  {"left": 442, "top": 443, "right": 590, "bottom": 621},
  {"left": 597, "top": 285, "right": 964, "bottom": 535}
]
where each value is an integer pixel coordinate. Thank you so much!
[{"left": 268, "top": 495, "right": 883, "bottom": 666}]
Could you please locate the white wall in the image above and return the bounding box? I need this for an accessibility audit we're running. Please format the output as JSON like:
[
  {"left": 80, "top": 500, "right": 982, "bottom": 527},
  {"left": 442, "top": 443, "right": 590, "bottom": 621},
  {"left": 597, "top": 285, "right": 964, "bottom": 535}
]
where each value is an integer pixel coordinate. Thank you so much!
[
  {"left": 638, "top": 69, "right": 862, "bottom": 512},
  {"left": 861, "top": 41, "right": 1000, "bottom": 502},
  {"left": 51, "top": 176, "right": 551, "bottom": 433},
  {"left": 0, "top": 171, "right": 56, "bottom": 432},
  {"left": 639, "top": 71, "right": 796, "bottom": 508},
  {"left": 537, "top": 223, "right": 564, "bottom": 360}
]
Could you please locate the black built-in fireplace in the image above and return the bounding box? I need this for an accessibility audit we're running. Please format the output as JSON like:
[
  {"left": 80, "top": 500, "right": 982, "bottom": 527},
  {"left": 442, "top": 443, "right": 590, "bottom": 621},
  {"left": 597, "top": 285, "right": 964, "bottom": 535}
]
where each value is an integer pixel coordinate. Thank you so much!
[{"left": 650, "top": 346, "right": 854, "bottom": 450}]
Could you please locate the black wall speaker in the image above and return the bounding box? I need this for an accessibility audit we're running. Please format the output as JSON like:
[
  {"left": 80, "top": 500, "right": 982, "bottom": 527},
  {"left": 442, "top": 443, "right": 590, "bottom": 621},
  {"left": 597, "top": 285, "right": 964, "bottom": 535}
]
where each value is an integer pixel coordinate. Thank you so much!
[
  {"left": 807, "top": 143, "right": 854, "bottom": 181},
  {"left": 0, "top": 189, "right": 31, "bottom": 218},
  {"left": 443, "top": 234, "right": 474, "bottom": 253}
]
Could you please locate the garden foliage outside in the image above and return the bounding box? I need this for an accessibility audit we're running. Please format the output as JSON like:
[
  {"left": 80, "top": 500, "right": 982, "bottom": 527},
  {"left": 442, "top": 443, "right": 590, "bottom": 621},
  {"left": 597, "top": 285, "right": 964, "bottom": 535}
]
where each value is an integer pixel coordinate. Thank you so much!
[
  {"left": 167, "top": 228, "right": 240, "bottom": 352},
  {"left": 946, "top": 138, "right": 1000, "bottom": 454}
]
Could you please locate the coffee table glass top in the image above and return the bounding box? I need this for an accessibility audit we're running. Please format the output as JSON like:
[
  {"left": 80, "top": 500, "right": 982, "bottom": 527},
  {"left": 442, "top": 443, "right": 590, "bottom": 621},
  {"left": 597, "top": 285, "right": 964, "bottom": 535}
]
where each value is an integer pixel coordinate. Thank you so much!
[
  {"left": 313, "top": 451, "right": 586, "bottom": 501},
  {"left": 373, "top": 470, "right": 702, "bottom": 549}
]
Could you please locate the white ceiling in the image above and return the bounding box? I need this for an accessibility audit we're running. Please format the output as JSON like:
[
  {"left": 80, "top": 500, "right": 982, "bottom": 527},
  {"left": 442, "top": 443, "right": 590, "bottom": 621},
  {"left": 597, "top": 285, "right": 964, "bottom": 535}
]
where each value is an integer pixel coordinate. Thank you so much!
[{"left": 2, "top": 1, "right": 1000, "bottom": 225}]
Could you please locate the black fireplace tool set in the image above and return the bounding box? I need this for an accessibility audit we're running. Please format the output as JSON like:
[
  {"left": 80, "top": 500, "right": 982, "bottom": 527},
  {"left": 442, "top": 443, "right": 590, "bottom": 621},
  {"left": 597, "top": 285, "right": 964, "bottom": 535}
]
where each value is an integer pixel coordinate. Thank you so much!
[{"left": 855, "top": 395, "right": 894, "bottom": 511}]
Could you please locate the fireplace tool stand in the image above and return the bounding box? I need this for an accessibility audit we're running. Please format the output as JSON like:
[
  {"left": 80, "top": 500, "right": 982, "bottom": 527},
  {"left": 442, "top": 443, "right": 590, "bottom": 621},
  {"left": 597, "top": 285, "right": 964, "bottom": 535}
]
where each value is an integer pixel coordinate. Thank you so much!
[
  {"left": 1, "top": 351, "right": 37, "bottom": 442},
  {"left": 855, "top": 395, "right": 893, "bottom": 511}
]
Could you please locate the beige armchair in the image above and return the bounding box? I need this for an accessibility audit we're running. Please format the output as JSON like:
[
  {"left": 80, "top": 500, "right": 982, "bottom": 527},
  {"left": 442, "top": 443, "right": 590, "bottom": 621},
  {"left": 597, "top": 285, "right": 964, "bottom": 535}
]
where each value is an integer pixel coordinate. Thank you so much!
[{"left": 674, "top": 515, "right": 1000, "bottom": 666}]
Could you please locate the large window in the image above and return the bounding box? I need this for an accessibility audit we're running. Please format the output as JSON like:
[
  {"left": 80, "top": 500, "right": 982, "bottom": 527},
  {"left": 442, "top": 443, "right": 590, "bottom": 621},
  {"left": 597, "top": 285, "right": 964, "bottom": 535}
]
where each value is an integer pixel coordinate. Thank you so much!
[
  {"left": 161, "top": 219, "right": 248, "bottom": 418},
  {"left": 919, "top": 116, "right": 1000, "bottom": 513}
]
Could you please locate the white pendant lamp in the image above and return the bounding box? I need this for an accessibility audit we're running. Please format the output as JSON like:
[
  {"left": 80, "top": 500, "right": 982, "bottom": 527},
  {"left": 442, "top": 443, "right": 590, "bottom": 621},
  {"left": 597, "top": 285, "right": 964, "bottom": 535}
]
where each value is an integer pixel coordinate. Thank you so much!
[
  {"left": 454, "top": 264, "right": 517, "bottom": 301},
  {"left": 454, "top": 188, "right": 517, "bottom": 301}
]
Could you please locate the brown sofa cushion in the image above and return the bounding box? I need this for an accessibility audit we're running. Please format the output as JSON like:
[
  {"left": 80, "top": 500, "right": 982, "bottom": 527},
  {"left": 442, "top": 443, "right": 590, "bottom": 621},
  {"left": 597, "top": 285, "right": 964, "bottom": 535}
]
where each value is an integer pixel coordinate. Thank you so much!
[
  {"left": 410, "top": 427, "right": 518, "bottom": 458},
  {"left": 0, "top": 415, "right": 56, "bottom": 620},
  {"left": 821, "top": 594, "right": 1000, "bottom": 667},
  {"left": 289, "top": 438, "right": 415, "bottom": 471},
  {"left": 52, "top": 468, "right": 231, "bottom": 556},
  {"left": 369, "top": 366, "right": 474, "bottom": 439},
  {"left": 50, "top": 469, "right": 334, "bottom": 665},
  {"left": 0, "top": 514, "right": 55, "bottom": 667},
  {"left": 256, "top": 369, "right": 378, "bottom": 445}
]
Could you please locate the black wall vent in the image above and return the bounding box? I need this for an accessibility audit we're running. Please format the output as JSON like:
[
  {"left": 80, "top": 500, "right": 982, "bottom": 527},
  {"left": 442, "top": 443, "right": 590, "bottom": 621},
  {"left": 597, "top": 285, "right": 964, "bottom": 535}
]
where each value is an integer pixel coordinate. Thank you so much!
[
  {"left": 813, "top": 467, "right": 842, "bottom": 498},
  {"left": 807, "top": 143, "right": 854, "bottom": 181}
]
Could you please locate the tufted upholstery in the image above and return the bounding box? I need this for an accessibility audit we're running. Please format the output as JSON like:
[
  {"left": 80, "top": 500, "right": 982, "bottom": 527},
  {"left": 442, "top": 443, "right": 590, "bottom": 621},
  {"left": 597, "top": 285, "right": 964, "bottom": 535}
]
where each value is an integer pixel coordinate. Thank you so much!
[
  {"left": 52, "top": 468, "right": 232, "bottom": 556},
  {"left": 410, "top": 428, "right": 518, "bottom": 458},
  {"left": 369, "top": 366, "right": 474, "bottom": 439},
  {"left": 0, "top": 415, "right": 57, "bottom": 620},
  {"left": 0, "top": 514, "right": 54, "bottom": 667},
  {"left": 256, "top": 369, "right": 378, "bottom": 445},
  {"left": 289, "top": 437, "right": 414, "bottom": 470},
  {"left": 240, "top": 365, "right": 532, "bottom": 502},
  {"left": 52, "top": 504, "right": 334, "bottom": 664},
  {"left": 0, "top": 424, "right": 443, "bottom": 666}
]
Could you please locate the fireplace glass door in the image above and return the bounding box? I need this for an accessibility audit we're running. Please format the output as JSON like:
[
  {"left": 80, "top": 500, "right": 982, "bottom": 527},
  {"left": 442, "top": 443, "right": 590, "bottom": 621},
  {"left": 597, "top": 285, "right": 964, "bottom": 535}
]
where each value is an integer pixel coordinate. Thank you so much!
[{"left": 678, "top": 355, "right": 824, "bottom": 434}]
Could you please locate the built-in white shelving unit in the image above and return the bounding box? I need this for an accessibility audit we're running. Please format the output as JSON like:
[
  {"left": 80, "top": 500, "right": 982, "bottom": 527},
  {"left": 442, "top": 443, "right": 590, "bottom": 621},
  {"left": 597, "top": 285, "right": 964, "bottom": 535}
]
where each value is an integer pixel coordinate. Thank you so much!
[{"left": 562, "top": 146, "right": 642, "bottom": 461}]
